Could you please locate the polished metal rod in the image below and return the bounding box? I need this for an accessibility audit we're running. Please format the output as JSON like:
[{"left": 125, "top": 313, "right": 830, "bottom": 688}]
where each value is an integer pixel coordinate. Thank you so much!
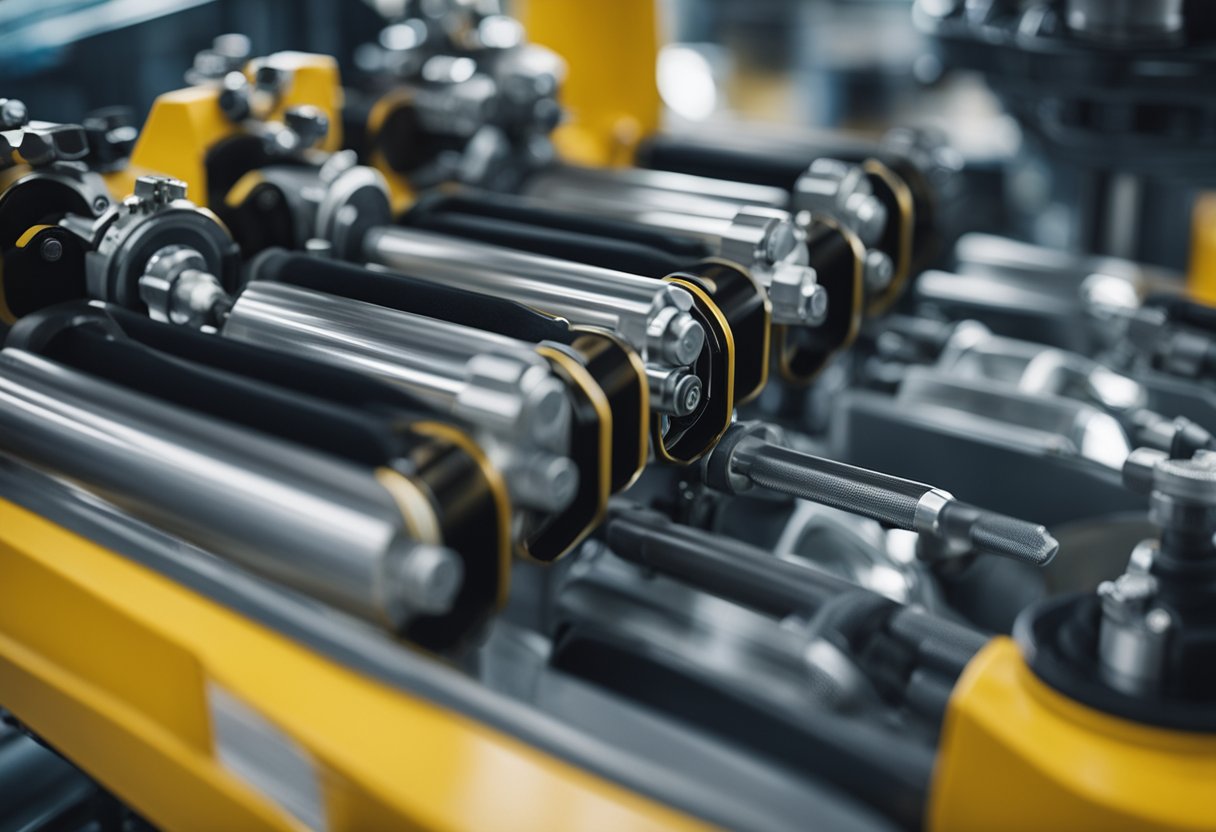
[
  {"left": 0, "top": 348, "right": 462, "bottom": 630},
  {"left": 223, "top": 281, "right": 578, "bottom": 513},
  {"left": 523, "top": 164, "right": 791, "bottom": 217},
  {"left": 363, "top": 226, "right": 706, "bottom": 368}
]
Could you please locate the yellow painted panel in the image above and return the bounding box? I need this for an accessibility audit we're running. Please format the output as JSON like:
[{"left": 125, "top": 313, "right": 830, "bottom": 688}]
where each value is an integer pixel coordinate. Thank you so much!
[
  {"left": 0, "top": 499, "right": 713, "bottom": 831},
  {"left": 518, "top": 0, "right": 662, "bottom": 167},
  {"left": 930, "top": 638, "right": 1216, "bottom": 832}
]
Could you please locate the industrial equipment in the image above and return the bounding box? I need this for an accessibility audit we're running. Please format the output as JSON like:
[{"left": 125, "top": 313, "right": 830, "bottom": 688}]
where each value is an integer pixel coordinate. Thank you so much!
[{"left": 1, "top": 2, "right": 1214, "bottom": 831}]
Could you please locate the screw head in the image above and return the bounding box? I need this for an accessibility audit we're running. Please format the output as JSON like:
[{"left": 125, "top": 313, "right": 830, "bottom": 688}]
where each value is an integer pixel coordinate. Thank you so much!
[{"left": 39, "top": 237, "right": 63, "bottom": 263}]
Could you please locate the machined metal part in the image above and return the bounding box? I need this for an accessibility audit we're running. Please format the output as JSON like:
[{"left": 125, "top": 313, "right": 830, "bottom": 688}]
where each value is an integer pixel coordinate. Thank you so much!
[
  {"left": 1097, "top": 571, "right": 1172, "bottom": 696},
  {"left": 645, "top": 364, "right": 703, "bottom": 418},
  {"left": 362, "top": 226, "right": 709, "bottom": 412},
  {"left": 0, "top": 116, "right": 89, "bottom": 169},
  {"left": 521, "top": 163, "right": 889, "bottom": 314},
  {"left": 505, "top": 183, "right": 826, "bottom": 327},
  {"left": 0, "top": 348, "right": 462, "bottom": 630},
  {"left": 793, "top": 159, "right": 888, "bottom": 247},
  {"left": 138, "top": 245, "right": 231, "bottom": 329},
  {"left": 895, "top": 368, "right": 1134, "bottom": 471},
  {"left": 222, "top": 280, "right": 578, "bottom": 514},
  {"left": 705, "top": 421, "right": 1059, "bottom": 566},
  {"left": 251, "top": 153, "right": 396, "bottom": 260},
  {"left": 935, "top": 325, "right": 1149, "bottom": 413},
  {"left": 78, "top": 175, "right": 237, "bottom": 311},
  {"left": 1101, "top": 447, "right": 1216, "bottom": 699}
]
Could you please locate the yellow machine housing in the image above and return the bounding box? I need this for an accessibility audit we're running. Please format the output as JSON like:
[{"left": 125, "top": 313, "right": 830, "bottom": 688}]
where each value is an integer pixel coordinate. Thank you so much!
[
  {"left": 109, "top": 52, "right": 344, "bottom": 201},
  {"left": 930, "top": 638, "right": 1216, "bottom": 832},
  {"left": 0, "top": 494, "right": 712, "bottom": 831}
]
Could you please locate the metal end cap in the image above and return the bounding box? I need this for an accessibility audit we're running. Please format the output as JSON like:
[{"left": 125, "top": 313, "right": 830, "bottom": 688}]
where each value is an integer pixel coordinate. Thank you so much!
[
  {"left": 391, "top": 543, "right": 464, "bottom": 619},
  {"left": 672, "top": 373, "right": 703, "bottom": 417}
]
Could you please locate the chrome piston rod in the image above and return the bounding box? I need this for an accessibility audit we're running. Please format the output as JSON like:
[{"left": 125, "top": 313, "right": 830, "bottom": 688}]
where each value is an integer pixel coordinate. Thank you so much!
[
  {"left": 222, "top": 281, "right": 578, "bottom": 513},
  {"left": 362, "top": 226, "right": 707, "bottom": 409},
  {"left": 503, "top": 189, "right": 826, "bottom": 327},
  {"left": 523, "top": 164, "right": 792, "bottom": 218},
  {"left": 523, "top": 163, "right": 892, "bottom": 293},
  {"left": 0, "top": 348, "right": 463, "bottom": 630}
]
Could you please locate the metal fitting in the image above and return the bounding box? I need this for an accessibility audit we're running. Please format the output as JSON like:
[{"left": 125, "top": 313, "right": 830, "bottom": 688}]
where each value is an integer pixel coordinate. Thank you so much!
[
  {"left": 139, "top": 245, "right": 231, "bottom": 329},
  {"left": 188, "top": 34, "right": 252, "bottom": 84},
  {"left": 1097, "top": 572, "right": 1172, "bottom": 696},
  {"left": 864, "top": 250, "right": 895, "bottom": 294},
  {"left": 768, "top": 262, "right": 828, "bottom": 326},
  {"left": 502, "top": 450, "right": 580, "bottom": 514},
  {"left": 216, "top": 71, "right": 253, "bottom": 123},
  {"left": 647, "top": 286, "right": 706, "bottom": 367},
  {"left": 284, "top": 105, "right": 330, "bottom": 149},
  {"left": 127, "top": 175, "right": 189, "bottom": 213},
  {"left": 794, "top": 159, "right": 888, "bottom": 246},
  {"left": 646, "top": 365, "right": 703, "bottom": 417},
  {"left": 721, "top": 205, "right": 807, "bottom": 268},
  {"left": 456, "top": 353, "right": 572, "bottom": 451},
  {"left": 0, "top": 98, "right": 29, "bottom": 130},
  {"left": 387, "top": 543, "right": 464, "bottom": 621}
]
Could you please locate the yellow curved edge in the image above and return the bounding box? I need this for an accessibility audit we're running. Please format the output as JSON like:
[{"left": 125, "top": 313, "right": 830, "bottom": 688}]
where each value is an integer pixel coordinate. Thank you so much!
[
  {"left": 930, "top": 637, "right": 1216, "bottom": 832},
  {"left": 0, "top": 498, "right": 713, "bottom": 832}
]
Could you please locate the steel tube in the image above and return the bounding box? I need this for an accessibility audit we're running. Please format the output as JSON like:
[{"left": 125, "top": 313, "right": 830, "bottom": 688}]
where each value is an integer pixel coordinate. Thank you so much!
[
  {"left": 0, "top": 348, "right": 461, "bottom": 630},
  {"left": 363, "top": 226, "right": 706, "bottom": 368},
  {"left": 222, "top": 281, "right": 578, "bottom": 512}
]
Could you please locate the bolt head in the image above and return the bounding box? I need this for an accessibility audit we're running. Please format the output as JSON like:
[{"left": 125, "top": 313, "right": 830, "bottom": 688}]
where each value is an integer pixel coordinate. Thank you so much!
[
  {"left": 39, "top": 237, "right": 63, "bottom": 263},
  {"left": 666, "top": 311, "right": 706, "bottom": 366},
  {"left": 864, "top": 250, "right": 895, "bottom": 294},
  {"left": 674, "top": 373, "right": 702, "bottom": 416},
  {"left": 1145, "top": 608, "right": 1173, "bottom": 634},
  {"left": 0, "top": 99, "right": 29, "bottom": 130}
]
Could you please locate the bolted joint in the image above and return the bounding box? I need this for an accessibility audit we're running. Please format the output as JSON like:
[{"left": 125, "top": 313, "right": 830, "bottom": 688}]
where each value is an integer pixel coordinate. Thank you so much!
[
  {"left": 794, "top": 159, "right": 888, "bottom": 246},
  {"left": 864, "top": 250, "right": 895, "bottom": 294},
  {"left": 768, "top": 263, "right": 827, "bottom": 326},
  {"left": 646, "top": 365, "right": 703, "bottom": 417},
  {"left": 129, "top": 175, "right": 189, "bottom": 213},
  {"left": 503, "top": 451, "right": 579, "bottom": 514},
  {"left": 721, "top": 206, "right": 803, "bottom": 272},
  {"left": 456, "top": 352, "right": 571, "bottom": 452},
  {"left": 139, "top": 245, "right": 231, "bottom": 329},
  {"left": 647, "top": 285, "right": 706, "bottom": 367}
]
